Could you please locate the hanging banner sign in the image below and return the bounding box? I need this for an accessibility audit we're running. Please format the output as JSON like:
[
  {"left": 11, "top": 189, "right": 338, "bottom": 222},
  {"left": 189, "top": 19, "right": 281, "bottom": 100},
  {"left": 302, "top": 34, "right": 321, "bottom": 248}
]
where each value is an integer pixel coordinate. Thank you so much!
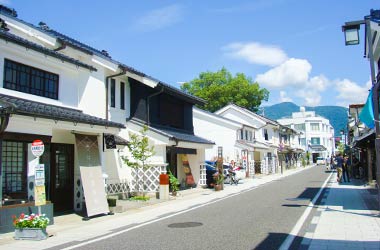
[{"left": 31, "top": 140, "right": 44, "bottom": 157}]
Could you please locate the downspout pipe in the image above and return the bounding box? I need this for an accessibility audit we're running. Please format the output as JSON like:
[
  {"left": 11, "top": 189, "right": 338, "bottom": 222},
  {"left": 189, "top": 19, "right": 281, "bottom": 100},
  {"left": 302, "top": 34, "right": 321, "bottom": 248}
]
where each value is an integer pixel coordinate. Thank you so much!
[
  {"left": 105, "top": 68, "right": 126, "bottom": 121},
  {"left": 147, "top": 85, "right": 164, "bottom": 126}
]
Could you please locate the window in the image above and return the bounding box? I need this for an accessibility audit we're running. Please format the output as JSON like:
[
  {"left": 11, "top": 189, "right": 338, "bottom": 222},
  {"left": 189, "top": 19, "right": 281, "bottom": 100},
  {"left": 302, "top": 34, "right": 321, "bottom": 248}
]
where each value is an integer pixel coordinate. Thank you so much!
[
  {"left": 120, "top": 81, "right": 125, "bottom": 110},
  {"left": 4, "top": 59, "right": 59, "bottom": 99},
  {"left": 240, "top": 130, "right": 244, "bottom": 140},
  {"left": 294, "top": 123, "right": 305, "bottom": 131},
  {"left": 310, "top": 123, "right": 320, "bottom": 131},
  {"left": 311, "top": 137, "right": 320, "bottom": 145},
  {"left": 2, "top": 141, "right": 26, "bottom": 196},
  {"left": 300, "top": 138, "right": 306, "bottom": 146},
  {"left": 245, "top": 130, "right": 248, "bottom": 140},
  {"left": 263, "top": 129, "right": 268, "bottom": 140},
  {"left": 110, "top": 79, "right": 115, "bottom": 108}
]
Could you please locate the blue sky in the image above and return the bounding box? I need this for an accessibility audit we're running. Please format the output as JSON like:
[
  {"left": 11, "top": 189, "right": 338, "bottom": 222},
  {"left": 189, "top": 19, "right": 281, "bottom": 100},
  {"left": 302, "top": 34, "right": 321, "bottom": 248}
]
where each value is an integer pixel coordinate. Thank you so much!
[{"left": 2, "top": 0, "right": 379, "bottom": 107}]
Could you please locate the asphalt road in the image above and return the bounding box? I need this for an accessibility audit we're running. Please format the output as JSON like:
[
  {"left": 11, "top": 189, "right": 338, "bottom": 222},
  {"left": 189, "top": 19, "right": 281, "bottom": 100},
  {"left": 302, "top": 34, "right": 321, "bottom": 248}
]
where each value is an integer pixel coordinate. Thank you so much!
[{"left": 58, "top": 166, "right": 331, "bottom": 250}]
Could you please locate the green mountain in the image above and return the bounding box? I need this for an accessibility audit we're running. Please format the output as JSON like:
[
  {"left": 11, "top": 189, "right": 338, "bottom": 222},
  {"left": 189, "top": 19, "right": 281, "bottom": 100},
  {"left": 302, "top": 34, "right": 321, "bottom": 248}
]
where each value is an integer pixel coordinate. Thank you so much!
[{"left": 261, "top": 102, "right": 348, "bottom": 137}]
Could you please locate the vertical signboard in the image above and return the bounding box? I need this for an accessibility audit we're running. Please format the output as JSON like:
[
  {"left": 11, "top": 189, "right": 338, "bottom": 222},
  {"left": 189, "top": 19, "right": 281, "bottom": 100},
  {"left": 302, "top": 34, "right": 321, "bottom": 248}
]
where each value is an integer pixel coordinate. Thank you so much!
[
  {"left": 34, "top": 164, "right": 46, "bottom": 206},
  {"left": 31, "top": 140, "right": 46, "bottom": 206}
]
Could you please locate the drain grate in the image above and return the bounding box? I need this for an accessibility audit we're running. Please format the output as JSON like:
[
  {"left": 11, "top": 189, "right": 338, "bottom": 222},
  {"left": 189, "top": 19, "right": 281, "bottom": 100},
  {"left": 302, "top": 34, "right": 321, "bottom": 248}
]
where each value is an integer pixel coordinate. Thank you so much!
[{"left": 168, "top": 222, "right": 203, "bottom": 228}]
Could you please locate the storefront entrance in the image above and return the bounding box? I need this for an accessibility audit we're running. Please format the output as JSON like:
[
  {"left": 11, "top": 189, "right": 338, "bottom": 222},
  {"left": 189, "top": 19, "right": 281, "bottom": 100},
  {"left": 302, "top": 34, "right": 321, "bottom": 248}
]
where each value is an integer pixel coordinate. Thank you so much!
[{"left": 50, "top": 144, "right": 74, "bottom": 213}]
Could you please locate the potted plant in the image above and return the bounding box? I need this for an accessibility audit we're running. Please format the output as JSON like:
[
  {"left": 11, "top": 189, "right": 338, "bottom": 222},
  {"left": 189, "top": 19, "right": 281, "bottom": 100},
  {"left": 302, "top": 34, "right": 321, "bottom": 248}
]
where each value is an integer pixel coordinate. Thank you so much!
[
  {"left": 213, "top": 172, "right": 224, "bottom": 191},
  {"left": 12, "top": 213, "right": 50, "bottom": 240},
  {"left": 168, "top": 170, "right": 179, "bottom": 196}
]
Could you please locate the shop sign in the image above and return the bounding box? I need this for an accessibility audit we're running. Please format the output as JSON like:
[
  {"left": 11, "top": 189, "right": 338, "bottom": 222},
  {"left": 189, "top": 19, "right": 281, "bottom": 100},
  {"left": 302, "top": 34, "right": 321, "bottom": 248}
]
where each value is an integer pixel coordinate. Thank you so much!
[
  {"left": 34, "top": 164, "right": 46, "bottom": 206},
  {"left": 31, "top": 140, "right": 44, "bottom": 157}
]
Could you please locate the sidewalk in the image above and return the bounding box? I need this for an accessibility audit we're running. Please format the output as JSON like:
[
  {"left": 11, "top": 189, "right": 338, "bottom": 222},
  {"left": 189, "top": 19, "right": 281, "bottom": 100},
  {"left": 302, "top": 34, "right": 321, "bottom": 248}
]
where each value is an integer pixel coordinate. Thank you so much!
[
  {"left": 0, "top": 166, "right": 379, "bottom": 250},
  {"left": 303, "top": 172, "right": 380, "bottom": 250}
]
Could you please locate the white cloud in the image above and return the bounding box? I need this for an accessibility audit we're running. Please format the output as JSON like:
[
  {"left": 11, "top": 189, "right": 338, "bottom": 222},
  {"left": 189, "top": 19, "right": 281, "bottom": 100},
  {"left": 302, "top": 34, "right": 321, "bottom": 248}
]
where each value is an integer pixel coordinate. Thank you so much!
[
  {"left": 222, "top": 42, "right": 288, "bottom": 66},
  {"left": 295, "top": 89, "right": 322, "bottom": 106},
  {"left": 334, "top": 78, "right": 371, "bottom": 106},
  {"left": 0, "top": 0, "right": 11, "bottom": 4},
  {"left": 306, "top": 75, "right": 329, "bottom": 91},
  {"left": 133, "top": 4, "right": 183, "bottom": 32},
  {"left": 279, "top": 91, "right": 293, "bottom": 102},
  {"left": 255, "top": 58, "right": 312, "bottom": 88}
]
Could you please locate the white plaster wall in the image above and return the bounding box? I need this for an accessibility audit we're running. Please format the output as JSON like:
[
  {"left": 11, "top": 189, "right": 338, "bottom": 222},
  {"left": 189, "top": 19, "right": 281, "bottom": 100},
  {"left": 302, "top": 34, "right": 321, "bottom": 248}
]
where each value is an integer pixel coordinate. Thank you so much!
[
  {"left": 219, "top": 109, "right": 264, "bottom": 128},
  {"left": 108, "top": 78, "right": 131, "bottom": 124},
  {"left": 193, "top": 115, "right": 237, "bottom": 162},
  {"left": 77, "top": 72, "right": 106, "bottom": 118},
  {"left": 0, "top": 40, "right": 87, "bottom": 109}
]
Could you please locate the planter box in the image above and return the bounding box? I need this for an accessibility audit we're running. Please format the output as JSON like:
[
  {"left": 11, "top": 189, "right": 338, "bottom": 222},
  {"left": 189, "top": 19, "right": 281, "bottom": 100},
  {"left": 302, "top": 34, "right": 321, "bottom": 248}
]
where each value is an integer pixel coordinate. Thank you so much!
[
  {"left": 14, "top": 228, "right": 48, "bottom": 240},
  {"left": 0, "top": 203, "right": 54, "bottom": 233}
]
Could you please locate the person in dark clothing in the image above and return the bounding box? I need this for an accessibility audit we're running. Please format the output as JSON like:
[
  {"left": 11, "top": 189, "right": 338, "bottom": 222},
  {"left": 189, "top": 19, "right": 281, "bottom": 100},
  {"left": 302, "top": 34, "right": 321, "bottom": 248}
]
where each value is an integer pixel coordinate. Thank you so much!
[
  {"left": 336, "top": 153, "right": 344, "bottom": 183},
  {"left": 342, "top": 155, "right": 350, "bottom": 182}
]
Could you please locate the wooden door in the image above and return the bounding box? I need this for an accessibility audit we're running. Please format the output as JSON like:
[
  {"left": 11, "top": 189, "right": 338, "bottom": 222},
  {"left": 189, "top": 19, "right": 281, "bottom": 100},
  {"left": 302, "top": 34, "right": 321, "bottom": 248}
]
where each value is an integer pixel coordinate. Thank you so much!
[{"left": 50, "top": 144, "right": 74, "bottom": 212}]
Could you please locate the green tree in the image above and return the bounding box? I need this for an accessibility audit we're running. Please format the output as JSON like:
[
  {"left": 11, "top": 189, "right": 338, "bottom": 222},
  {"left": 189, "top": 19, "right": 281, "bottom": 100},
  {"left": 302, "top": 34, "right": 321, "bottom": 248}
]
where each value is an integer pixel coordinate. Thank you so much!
[
  {"left": 122, "top": 126, "right": 155, "bottom": 197},
  {"left": 337, "top": 142, "right": 345, "bottom": 155},
  {"left": 181, "top": 67, "right": 269, "bottom": 112}
]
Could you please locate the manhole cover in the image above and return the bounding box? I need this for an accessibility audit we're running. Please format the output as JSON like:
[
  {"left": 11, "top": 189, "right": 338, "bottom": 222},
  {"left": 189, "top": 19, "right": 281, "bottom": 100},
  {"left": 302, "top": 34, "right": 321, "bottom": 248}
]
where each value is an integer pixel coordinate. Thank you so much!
[{"left": 168, "top": 222, "right": 203, "bottom": 228}]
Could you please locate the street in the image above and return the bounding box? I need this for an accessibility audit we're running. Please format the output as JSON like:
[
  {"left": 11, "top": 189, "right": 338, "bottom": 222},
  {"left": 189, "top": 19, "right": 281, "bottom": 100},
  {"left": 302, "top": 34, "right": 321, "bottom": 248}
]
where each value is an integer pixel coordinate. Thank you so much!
[{"left": 51, "top": 166, "right": 330, "bottom": 250}]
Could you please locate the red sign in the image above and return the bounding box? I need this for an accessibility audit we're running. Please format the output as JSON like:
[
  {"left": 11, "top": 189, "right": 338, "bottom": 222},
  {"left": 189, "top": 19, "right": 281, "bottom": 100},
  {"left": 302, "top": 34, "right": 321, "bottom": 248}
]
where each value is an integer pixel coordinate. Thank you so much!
[{"left": 31, "top": 139, "right": 44, "bottom": 157}]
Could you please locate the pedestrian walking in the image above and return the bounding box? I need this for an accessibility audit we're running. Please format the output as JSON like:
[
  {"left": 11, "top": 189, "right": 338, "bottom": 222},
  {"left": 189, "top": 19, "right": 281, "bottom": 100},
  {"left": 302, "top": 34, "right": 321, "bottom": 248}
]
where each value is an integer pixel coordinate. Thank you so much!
[
  {"left": 342, "top": 155, "right": 350, "bottom": 182},
  {"left": 330, "top": 155, "right": 335, "bottom": 170},
  {"left": 336, "top": 153, "right": 344, "bottom": 183}
]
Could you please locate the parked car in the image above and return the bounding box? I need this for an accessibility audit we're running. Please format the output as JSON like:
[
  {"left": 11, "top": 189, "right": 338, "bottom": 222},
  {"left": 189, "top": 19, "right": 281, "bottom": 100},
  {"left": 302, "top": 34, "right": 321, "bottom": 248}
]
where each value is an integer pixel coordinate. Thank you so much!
[
  {"left": 205, "top": 163, "right": 217, "bottom": 188},
  {"left": 316, "top": 157, "right": 325, "bottom": 165},
  {"left": 223, "top": 164, "right": 245, "bottom": 184}
]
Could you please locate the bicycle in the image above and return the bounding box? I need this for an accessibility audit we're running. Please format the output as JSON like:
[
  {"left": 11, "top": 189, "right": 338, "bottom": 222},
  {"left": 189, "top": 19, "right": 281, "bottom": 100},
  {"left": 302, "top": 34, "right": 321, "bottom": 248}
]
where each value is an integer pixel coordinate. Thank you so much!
[{"left": 228, "top": 171, "right": 238, "bottom": 185}]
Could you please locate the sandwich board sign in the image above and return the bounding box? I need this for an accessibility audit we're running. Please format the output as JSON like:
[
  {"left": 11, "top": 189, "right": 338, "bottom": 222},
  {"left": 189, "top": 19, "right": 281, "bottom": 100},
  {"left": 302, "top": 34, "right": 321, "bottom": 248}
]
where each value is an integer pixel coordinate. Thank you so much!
[{"left": 80, "top": 166, "right": 109, "bottom": 218}]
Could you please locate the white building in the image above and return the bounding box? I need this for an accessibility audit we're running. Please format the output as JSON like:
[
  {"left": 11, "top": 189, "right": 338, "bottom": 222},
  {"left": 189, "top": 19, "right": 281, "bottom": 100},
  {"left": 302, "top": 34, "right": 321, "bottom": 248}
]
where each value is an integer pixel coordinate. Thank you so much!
[
  {"left": 193, "top": 107, "right": 242, "bottom": 163},
  {"left": 0, "top": 4, "right": 213, "bottom": 232},
  {"left": 0, "top": 5, "right": 128, "bottom": 226},
  {"left": 277, "top": 107, "right": 335, "bottom": 162},
  {"left": 214, "top": 104, "right": 280, "bottom": 175}
]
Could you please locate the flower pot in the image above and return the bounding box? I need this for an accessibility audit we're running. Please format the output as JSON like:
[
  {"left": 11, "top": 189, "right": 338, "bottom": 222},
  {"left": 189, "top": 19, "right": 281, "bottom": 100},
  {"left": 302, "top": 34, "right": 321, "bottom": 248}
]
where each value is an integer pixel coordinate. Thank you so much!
[
  {"left": 14, "top": 228, "right": 48, "bottom": 240},
  {"left": 214, "top": 184, "right": 223, "bottom": 191}
]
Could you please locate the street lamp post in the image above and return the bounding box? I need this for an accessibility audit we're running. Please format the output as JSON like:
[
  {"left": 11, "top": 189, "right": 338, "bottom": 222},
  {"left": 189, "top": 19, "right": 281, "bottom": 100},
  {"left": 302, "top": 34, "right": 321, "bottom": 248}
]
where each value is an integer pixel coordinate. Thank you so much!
[
  {"left": 342, "top": 9, "right": 380, "bottom": 213},
  {"left": 340, "top": 129, "right": 346, "bottom": 154}
]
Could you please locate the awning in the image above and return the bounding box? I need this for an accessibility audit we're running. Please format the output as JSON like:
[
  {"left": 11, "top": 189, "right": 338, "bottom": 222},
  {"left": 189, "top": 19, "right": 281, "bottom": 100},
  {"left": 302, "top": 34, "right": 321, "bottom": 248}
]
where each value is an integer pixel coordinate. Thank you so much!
[
  {"left": 353, "top": 129, "right": 375, "bottom": 148},
  {"left": 236, "top": 140, "right": 270, "bottom": 150},
  {"left": 0, "top": 93, "right": 125, "bottom": 129},
  {"left": 309, "top": 144, "right": 327, "bottom": 151},
  {"left": 168, "top": 147, "right": 197, "bottom": 155},
  {"left": 128, "top": 119, "right": 214, "bottom": 145}
]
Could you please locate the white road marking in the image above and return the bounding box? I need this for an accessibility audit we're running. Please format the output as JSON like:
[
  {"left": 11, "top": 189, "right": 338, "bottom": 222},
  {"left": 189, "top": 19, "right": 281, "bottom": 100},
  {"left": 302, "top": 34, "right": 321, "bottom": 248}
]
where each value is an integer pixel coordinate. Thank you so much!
[{"left": 279, "top": 172, "right": 333, "bottom": 250}]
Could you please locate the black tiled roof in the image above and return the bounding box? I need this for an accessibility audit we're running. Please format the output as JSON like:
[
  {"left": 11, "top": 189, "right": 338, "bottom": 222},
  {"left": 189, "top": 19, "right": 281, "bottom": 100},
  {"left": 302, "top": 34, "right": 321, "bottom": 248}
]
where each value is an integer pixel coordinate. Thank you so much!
[
  {"left": 129, "top": 119, "right": 213, "bottom": 145},
  {"left": 0, "top": 5, "right": 206, "bottom": 106},
  {"left": 0, "top": 30, "right": 97, "bottom": 71},
  {"left": 150, "top": 124, "right": 214, "bottom": 145},
  {"left": 38, "top": 29, "right": 206, "bottom": 105},
  {"left": 0, "top": 93, "right": 125, "bottom": 128},
  {"left": 161, "top": 128, "right": 214, "bottom": 144}
]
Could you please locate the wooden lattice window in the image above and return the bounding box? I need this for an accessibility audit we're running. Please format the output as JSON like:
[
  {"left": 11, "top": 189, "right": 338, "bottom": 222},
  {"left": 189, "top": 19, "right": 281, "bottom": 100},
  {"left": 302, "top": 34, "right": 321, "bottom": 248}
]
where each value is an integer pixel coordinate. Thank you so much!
[
  {"left": 2, "top": 141, "right": 27, "bottom": 196},
  {"left": 3, "top": 59, "right": 59, "bottom": 99}
]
